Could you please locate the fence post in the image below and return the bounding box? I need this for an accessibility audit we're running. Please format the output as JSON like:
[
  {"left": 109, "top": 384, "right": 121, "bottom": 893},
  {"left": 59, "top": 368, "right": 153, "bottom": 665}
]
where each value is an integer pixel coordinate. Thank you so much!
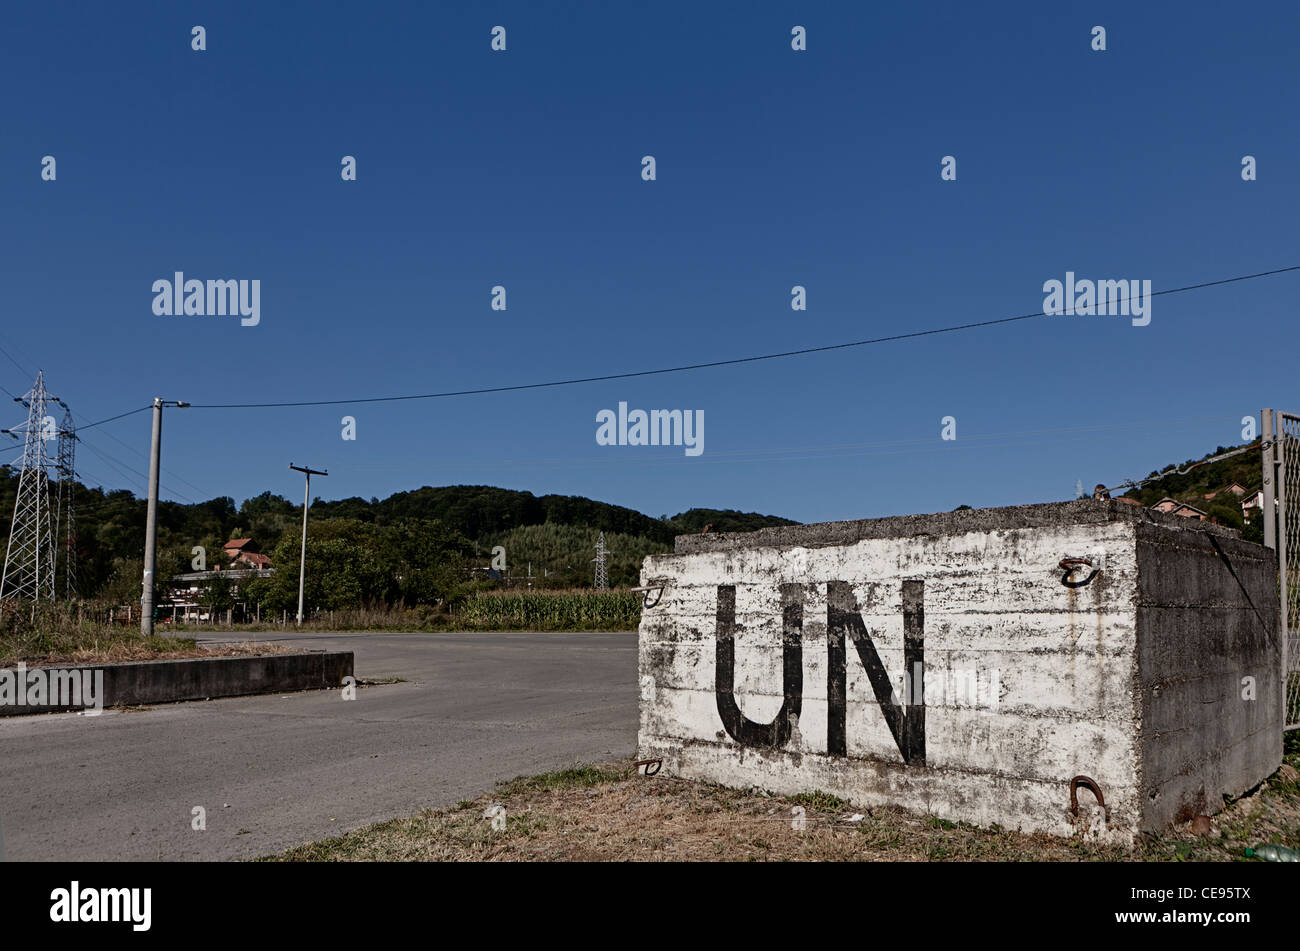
[
  {"left": 1277, "top": 414, "right": 1291, "bottom": 730},
  {"left": 1264, "top": 409, "right": 1277, "bottom": 550}
]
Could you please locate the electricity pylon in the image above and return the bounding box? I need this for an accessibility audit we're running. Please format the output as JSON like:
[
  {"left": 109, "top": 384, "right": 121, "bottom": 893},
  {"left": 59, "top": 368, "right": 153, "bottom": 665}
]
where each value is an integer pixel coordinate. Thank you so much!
[
  {"left": 1, "top": 372, "right": 57, "bottom": 601},
  {"left": 54, "top": 403, "right": 77, "bottom": 598},
  {"left": 593, "top": 532, "right": 609, "bottom": 590}
]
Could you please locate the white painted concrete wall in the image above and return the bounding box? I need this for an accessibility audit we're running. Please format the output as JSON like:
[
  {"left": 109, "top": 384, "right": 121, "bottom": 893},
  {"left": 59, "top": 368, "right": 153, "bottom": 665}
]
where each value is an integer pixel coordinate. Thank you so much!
[{"left": 638, "top": 520, "right": 1141, "bottom": 841}]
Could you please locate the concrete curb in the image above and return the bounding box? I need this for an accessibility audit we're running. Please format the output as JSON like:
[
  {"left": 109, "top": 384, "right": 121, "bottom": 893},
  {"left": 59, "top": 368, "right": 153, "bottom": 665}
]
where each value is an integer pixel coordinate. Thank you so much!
[{"left": 0, "top": 651, "right": 354, "bottom": 716}]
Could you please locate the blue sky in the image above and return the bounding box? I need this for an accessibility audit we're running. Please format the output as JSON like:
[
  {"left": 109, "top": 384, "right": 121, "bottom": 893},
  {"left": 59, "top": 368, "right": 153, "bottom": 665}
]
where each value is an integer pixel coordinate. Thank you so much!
[{"left": 1, "top": 1, "right": 1296, "bottom": 524}]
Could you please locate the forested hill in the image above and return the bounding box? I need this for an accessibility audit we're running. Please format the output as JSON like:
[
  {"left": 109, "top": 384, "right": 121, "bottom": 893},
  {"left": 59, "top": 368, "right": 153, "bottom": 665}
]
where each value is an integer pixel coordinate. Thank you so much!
[
  {"left": 0, "top": 438, "right": 1274, "bottom": 600},
  {"left": 668, "top": 508, "right": 802, "bottom": 534},
  {"left": 308, "top": 485, "right": 797, "bottom": 544},
  {"left": 1119, "top": 438, "right": 1265, "bottom": 542},
  {"left": 0, "top": 471, "right": 797, "bottom": 596},
  {"left": 314, "top": 485, "right": 663, "bottom": 543},
  {"left": 1119, "top": 439, "right": 1262, "bottom": 506}
]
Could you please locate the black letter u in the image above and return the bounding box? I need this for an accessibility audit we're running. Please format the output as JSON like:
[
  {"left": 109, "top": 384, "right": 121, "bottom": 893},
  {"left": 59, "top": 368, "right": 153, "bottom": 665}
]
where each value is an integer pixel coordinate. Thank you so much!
[{"left": 714, "top": 583, "right": 803, "bottom": 748}]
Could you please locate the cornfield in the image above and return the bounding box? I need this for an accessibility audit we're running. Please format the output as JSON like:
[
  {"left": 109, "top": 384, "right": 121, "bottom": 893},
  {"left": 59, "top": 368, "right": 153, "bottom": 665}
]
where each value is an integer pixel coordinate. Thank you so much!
[{"left": 457, "top": 589, "right": 642, "bottom": 631}]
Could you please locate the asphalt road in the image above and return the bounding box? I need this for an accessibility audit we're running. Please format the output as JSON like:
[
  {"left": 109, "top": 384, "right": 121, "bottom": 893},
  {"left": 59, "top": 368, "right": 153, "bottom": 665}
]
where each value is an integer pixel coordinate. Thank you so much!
[{"left": 0, "top": 632, "right": 637, "bottom": 861}]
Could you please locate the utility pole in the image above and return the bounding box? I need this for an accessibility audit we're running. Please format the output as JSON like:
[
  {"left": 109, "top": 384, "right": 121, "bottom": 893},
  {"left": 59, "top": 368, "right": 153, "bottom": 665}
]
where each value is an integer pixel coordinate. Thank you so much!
[
  {"left": 141, "top": 398, "right": 189, "bottom": 637},
  {"left": 289, "top": 463, "right": 328, "bottom": 627}
]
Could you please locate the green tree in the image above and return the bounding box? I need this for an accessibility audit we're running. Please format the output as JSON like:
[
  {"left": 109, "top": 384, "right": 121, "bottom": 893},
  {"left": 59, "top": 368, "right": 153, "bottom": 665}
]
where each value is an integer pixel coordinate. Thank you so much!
[
  {"left": 242, "top": 517, "right": 472, "bottom": 613},
  {"left": 99, "top": 557, "right": 144, "bottom": 606},
  {"left": 200, "top": 573, "right": 234, "bottom": 614}
]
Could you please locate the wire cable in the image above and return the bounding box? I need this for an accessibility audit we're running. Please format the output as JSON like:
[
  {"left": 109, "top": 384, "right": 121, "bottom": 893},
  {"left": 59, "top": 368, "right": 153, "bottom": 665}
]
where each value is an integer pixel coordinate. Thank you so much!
[
  {"left": 79, "top": 405, "right": 152, "bottom": 430},
  {"left": 68, "top": 409, "right": 210, "bottom": 499},
  {"left": 76, "top": 434, "right": 197, "bottom": 504},
  {"left": 0, "top": 340, "right": 33, "bottom": 380},
  {"left": 186, "top": 265, "right": 1300, "bottom": 411}
]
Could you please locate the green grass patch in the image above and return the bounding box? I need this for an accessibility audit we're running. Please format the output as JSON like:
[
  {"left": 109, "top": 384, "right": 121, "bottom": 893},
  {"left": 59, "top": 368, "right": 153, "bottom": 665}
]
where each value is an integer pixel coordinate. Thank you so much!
[
  {"left": 788, "top": 790, "right": 850, "bottom": 812},
  {"left": 494, "top": 763, "right": 627, "bottom": 797}
]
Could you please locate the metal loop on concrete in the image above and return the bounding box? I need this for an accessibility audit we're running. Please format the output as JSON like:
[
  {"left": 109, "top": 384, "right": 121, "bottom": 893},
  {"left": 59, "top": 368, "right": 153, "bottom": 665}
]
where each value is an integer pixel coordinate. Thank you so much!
[
  {"left": 1059, "top": 556, "right": 1100, "bottom": 588},
  {"left": 634, "top": 758, "right": 662, "bottom": 776},
  {"left": 1069, "top": 775, "right": 1108, "bottom": 820},
  {"left": 630, "top": 583, "right": 668, "bottom": 608}
]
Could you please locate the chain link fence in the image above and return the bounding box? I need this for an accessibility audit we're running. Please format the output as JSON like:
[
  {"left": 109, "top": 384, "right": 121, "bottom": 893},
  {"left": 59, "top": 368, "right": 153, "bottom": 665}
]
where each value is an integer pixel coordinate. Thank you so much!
[{"left": 1264, "top": 410, "right": 1300, "bottom": 730}]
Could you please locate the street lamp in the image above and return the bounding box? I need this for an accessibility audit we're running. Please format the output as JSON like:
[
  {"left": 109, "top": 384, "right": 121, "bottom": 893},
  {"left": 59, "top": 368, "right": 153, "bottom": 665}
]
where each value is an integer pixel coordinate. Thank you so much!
[{"left": 289, "top": 463, "right": 327, "bottom": 627}]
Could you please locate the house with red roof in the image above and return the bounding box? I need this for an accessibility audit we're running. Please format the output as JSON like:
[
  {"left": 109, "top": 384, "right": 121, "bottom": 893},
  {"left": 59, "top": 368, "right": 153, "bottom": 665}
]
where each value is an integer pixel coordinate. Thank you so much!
[{"left": 222, "top": 538, "right": 272, "bottom": 569}]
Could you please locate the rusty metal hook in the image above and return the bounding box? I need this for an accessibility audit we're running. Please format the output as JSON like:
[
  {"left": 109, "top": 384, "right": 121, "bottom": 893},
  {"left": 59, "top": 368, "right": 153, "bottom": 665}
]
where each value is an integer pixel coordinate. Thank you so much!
[
  {"left": 1069, "top": 775, "right": 1108, "bottom": 820},
  {"left": 630, "top": 584, "right": 667, "bottom": 608},
  {"left": 1059, "top": 556, "right": 1100, "bottom": 588},
  {"left": 634, "top": 758, "right": 662, "bottom": 776}
]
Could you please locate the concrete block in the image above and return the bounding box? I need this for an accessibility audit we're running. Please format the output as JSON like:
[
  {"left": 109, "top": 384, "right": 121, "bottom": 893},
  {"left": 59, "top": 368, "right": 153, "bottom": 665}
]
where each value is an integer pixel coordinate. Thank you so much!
[
  {"left": 637, "top": 500, "right": 1283, "bottom": 842},
  {"left": 0, "top": 651, "right": 354, "bottom": 716}
]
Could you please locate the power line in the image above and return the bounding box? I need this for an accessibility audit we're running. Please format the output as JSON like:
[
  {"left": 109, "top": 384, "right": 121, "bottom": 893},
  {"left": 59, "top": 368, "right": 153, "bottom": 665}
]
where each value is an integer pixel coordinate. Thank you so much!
[
  {"left": 69, "top": 408, "right": 209, "bottom": 499},
  {"left": 0, "top": 339, "right": 34, "bottom": 380},
  {"left": 76, "top": 434, "right": 197, "bottom": 504},
  {"left": 1, "top": 381, "right": 203, "bottom": 503},
  {"left": 1, "top": 384, "right": 206, "bottom": 498},
  {"left": 3, "top": 379, "right": 151, "bottom": 432},
  {"left": 66, "top": 470, "right": 141, "bottom": 502},
  {"left": 331, "top": 411, "right": 1244, "bottom": 471},
  {"left": 80, "top": 405, "right": 152, "bottom": 430},
  {"left": 186, "top": 265, "right": 1300, "bottom": 411},
  {"left": 75, "top": 438, "right": 148, "bottom": 493}
]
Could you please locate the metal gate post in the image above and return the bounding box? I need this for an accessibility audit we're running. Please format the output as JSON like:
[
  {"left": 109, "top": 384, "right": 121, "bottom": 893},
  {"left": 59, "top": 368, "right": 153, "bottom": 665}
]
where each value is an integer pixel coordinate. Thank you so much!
[
  {"left": 1262, "top": 409, "right": 1276, "bottom": 551},
  {"left": 1273, "top": 410, "right": 1300, "bottom": 731}
]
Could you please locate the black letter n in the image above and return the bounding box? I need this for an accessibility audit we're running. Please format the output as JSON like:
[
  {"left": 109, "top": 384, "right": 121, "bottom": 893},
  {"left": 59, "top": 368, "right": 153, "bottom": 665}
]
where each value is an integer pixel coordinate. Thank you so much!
[{"left": 826, "top": 580, "right": 925, "bottom": 765}]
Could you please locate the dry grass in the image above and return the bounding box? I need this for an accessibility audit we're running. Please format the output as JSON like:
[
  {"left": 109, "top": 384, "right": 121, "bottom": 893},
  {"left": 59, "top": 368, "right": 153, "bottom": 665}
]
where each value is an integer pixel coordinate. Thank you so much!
[
  {"left": 267, "top": 738, "right": 1300, "bottom": 862},
  {"left": 4, "top": 637, "right": 292, "bottom": 667},
  {"left": 0, "top": 600, "right": 292, "bottom": 666},
  {"left": 0, "top": 597, "right": 295, "bottom": 665}
]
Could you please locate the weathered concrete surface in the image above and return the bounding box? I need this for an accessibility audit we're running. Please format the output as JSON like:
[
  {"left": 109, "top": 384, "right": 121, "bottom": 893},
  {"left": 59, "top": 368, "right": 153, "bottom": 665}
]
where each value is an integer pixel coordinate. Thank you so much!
[
  {"left": 0, "top": 632, "right": 635, "bottom": 860},
  {"left": 637, "top": 500, "right": 1282, "bottom": 843},
  {"left": 0, "top": 651, "right": 353, "bottom": 716},
  {"left": 1135, "top": 523, "right": 1281, "bottom": 829}
]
